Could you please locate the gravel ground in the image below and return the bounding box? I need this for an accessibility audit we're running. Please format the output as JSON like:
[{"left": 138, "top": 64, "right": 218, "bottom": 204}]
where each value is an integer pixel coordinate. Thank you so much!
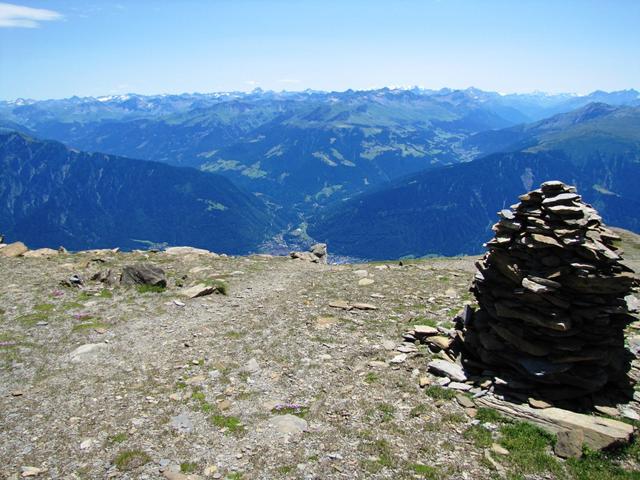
[{"left": 0, "top": 244, "right": 638, "bottom": 480}]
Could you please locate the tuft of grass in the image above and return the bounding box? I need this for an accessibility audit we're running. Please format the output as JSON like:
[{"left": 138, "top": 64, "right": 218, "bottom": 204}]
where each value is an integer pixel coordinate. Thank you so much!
[
  {"left": 566, "top": 441, "right": 640, "bottom": 480},
  {"left": 136, "top": 284, "right": 166, "bottom": 294},
  {"left": 412, "top": 316, "right": 438, "bottom": 327},
  {"left": 442, "top": 412, "right": 465, "bottom": 424},
  {"left": 114, "top": 449, "right": 151, "bottom": 471},
  {"left": 373, "top": 439, "right": 395, "bottom": 467},
  {"left": 99, "top": 289, "right": 113, "bottom": 299},
  {"left": 498, "top": 421, "right": 563, "bottom": 478},
  {"left": 271, "top": 403, "right": 309, "bottom": 418},
  {"left": 62, "top": 301, "right": 84, "bottom": 311},
  {"left": 276, "top": 465, "right": 294, "bottom": 475},
  {"left": 424, "top": 385, "right": 456, "bottom": 400},
  {"left": 225, "top": 331, "right": 244, "bottom": 339},
  {"left": 33, "top": 303, "right": 55, "bottom": 312},
  {"left": 72, "top": 321, "right": 109, "bottom": 332},
  {"left": 107, "top": 433, "right": 128, "bottom": 444},
  {"left": 409, "top": 463, "right": 441, "bottom": 479},
  {"left": 409, "top": 403, "right": 431, "bottom": 417},
  {"left": 204, "top": 278, "right": 229, "bottom": 295},
  {"left": 463, "top": 424, "right": 492, "bottom": 448},
  {"left": 476, "top": 407, "right": 503, "bottom": 423},
  {"left": 190, "top": 389, "right": 215, "bottom": 413},
  {"left": 17, "top": 312, "right": 48, "bottom": 326},
  {"left": 377, "top": 403, "right": 395, "bottom": 422},
  {"left": 180, "top": 462, "right": 198, "bottom": 473},
  {"left": 210, "top": 414, "right": 244, "bottom": 435},
  {"left": 77, "top": 292, "right": 92, "bottom": 301},
  {"left": 364, "top": 372, "right": 379, "bottom": 384}
]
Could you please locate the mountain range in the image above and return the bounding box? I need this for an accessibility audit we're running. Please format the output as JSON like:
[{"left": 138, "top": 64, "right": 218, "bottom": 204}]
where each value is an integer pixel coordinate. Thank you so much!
[
  {"left": 310, "top": 103, "right": 640, "bottom": 258},
  {"left": 1, "top": 87, "right": 639, "bottom": 257},
  {"left": 0, "top": 132, "right": 279, "bottom": 253}
]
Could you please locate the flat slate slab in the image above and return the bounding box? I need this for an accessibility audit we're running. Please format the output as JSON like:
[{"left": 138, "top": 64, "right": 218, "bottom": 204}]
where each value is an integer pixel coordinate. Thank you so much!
[{"left": 476, "top": 396, "right": 635, "bottom": 450}]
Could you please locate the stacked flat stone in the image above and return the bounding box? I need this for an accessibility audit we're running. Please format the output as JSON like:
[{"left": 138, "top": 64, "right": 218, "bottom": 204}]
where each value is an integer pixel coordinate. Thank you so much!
[{"left": 465, "top": 180, "right": 637, "bottom": 400}]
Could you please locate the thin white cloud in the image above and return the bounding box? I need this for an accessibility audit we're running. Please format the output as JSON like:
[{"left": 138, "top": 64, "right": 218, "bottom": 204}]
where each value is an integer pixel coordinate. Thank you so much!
[{"left": 0, "top": 2, "right": 63, "bottom": 28}]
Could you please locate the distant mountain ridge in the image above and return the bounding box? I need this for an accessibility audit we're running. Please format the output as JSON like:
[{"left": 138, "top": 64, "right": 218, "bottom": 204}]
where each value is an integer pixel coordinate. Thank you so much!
[
  {"left": 3, "top": 87, "right": 638, "bottom": 220},
  {"left": 309, "top": 103, "right": 640, "bottom": 259},
  {"left": 2, "top": 89, "right": 639, "bottom": 257},
  {"left": 0, "top": 132, "right": 280, "bottom": 253}
]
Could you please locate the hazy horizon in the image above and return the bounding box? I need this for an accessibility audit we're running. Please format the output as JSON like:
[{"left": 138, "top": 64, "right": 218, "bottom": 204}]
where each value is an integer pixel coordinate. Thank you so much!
[
  {"left": 1, "top": 0, "right": 639, "bottom": 100},
  {"left": 3, "top": 85, "right": 640, "bottom": 103}
]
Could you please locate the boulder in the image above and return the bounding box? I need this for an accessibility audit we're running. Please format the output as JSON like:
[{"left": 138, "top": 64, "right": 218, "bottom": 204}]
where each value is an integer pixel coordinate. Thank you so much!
[
  {"left": 0, "top": 241, "right": 28, "bottom": 258},
  {"left": 91, "top": 269, "right": 120, "bottom": 286},
  {"left": 121, "top": 264, "right": 167, "bottom": 287},
  {"left": 268, "top": 414, "right": 308, "bottom": 435},
  {"left": 164, "top": 246, "right": 213, "bottom": 256},
  {"left": 23, "top": 248, "right": 59, "bottom": 258},
  {"left": 290, "top": 243, "right": 328, "bottom": 264},
  {"left": 310, "top": 243, "right": 328, "bottom": 264},
  {"left": 428, "top": 359, "right": 467, "bottom": 382},
  {"left": 179, "top": 284, "right": 219, "bottom": 298}
]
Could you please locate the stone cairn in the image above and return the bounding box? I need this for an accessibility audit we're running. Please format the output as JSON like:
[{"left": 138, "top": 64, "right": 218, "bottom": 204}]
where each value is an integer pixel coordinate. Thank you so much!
[{"left": 463, "top": 180, "right": 637, "bottom": 401}]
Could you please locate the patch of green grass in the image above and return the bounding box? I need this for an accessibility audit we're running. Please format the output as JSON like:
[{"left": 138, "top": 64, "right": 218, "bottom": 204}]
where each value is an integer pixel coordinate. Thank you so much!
[
  {"left": 410, "top": 403, "right": 431, "bottom": 417},
  {"left": 276, "top": 465, "right": 294, "bottom": 474},
  {"left": 498, "top": 421, "right": 563, "bottom": 478},
  {"left": 225, "top": 331, "right": 244, "bottom": 339},
  {"left": 411, "top": 316, "right": 438, "bottom": 327},
  {"left": 377, "top": 403, "right": 395, "bottom": 422},
  {"left": 136, "top": 284, "right": 166, "bottom": 294},
  {"left": 226, "top": 473, "right": 243, "bottom": 480},
  {"left": 77, "top": 292, "right": 92, "bottom": 301},
  {"left": 373, "top": 439, "right": 395, "bottom": 467},
  {"left": 271, "top": 404, "right": 309, "bottom": 418},
  {"left": 17, "top": 312, "right": 48, "bottom": 326},
  {"left": 0, "top": 333, "right": 23, "bottom": 367},
  {"left": 442, "top": 412, "right": 465, "bottom": 424},
  {"left": 476, "top": 407, "right": 503, "bottom": 423},
  {"left": 210, "top": 414, "right": 244, "bottom": 435},
  {"left": 99, "top": 289, "right": 113, "bottom": 299},
  {"left": 364, "top": 372, "right": 379, "bottom": 384},
  {"left": 107, "top": 433, "right": 128, "bottom": 444},
  {"left": 409, "top": 463, "right": 441, "bottom": 479},
  {"left": 180, "top": 462, "right": 198, "bottom": 473},
  {"left": 566, "top": 441, "right": 640, "bottom": 480},
  {"left": 464, "top": 424, "right": 492, "bottom": 448},
  {"left": 62, "top": 301, "right": 84, "bottom": 311},
  {"left": 424, "top": 385, "right": 456, "bottom": 400},
  {"left": 203, "top": 279, "right": 228, "bottom": 295},
  {"left": 33, "top": 303, "right": 55, "bottom": 312},
  {"left": 114, "top": 449, "right": 151, "bottom": 471},
  {"left": 71, "top": 321, "right": 109, "bottom": 332}
]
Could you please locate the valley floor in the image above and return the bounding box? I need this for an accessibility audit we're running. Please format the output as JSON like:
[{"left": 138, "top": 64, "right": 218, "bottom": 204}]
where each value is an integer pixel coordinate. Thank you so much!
[{"left": 0, "top": 249, "right": 638, "bottom": 479}]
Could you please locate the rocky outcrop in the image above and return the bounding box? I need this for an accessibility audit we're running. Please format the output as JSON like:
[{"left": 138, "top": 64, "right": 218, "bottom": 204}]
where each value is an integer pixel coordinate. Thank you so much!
[
  {"left": 0, "top": 241, "right": 28, "bottom": 258},
  {"left": 23, "top": 248, "right": 59, "bottom": 258},
  {"left": 464, "top": 181, "right": 637, "bottom": 400},
  {"left": 120, "top": 264, "right": 167, "bottom": 288},
  {"left": 290, "top": 243, "right": 328, "bottom": 264}
]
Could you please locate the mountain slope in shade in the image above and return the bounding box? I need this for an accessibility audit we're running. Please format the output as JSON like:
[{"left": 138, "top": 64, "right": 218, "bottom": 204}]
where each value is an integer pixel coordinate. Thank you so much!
[
  {"left": 309, "top": 105, "right": 640, "bottom": 259},
  {"left": 466, "top": 103, "right": 640, "bottom": 158},
  {"left": 0, "top": 132, "right": 280, "bottom": 253}
]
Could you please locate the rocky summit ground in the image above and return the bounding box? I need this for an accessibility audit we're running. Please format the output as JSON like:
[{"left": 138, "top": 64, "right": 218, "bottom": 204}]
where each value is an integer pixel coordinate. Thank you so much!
[{"left": 1, "top": 234, "right": 640, "bottom": 480}]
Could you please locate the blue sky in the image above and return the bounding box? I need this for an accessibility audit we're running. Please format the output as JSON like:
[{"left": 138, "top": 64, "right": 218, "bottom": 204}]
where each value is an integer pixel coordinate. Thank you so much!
[{"left": 0, "top": 0, "right": 639, "bottom": 100}]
